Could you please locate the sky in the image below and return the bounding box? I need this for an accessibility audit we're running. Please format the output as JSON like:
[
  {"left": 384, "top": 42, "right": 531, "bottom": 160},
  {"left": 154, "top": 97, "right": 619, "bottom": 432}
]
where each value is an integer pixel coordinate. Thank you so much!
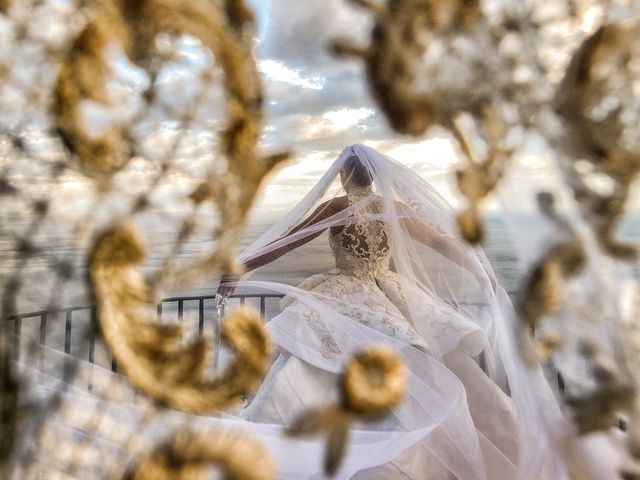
[
  {"left": 3, "top": 0, "right": 637, "bottom": 218},
  {"left": 243, "top": 0, "right": 639, "bottom": 216},
  {"left": 2, "top": 0, "right": 466, "bottom": 217},
  {"left": 245, "top": 0, "right": 467, "bottom": 211}
]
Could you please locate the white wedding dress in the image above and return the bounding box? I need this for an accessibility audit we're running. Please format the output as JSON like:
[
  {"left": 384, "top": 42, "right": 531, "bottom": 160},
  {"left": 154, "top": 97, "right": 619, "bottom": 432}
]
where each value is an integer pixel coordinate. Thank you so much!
[
  {"left": 225, "top": 144, "right": 577, "bottom": 479},
  {"left": 11, "top": 144, "right": 576, "bottom": 479},
  {"left": 239, "top": 185, "right": 521, "bottom": 479}
]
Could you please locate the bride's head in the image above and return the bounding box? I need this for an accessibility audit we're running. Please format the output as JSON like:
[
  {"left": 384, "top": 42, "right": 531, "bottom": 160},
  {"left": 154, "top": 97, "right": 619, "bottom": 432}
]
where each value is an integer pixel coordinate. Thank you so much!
[{"left": 340, "top": 154, "right": 372, "bottom": 192}]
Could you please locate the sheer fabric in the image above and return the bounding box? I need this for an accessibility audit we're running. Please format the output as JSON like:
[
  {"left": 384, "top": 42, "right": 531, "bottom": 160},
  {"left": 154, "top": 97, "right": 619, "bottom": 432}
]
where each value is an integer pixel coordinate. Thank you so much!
[
  {"left": 227, "top": 144, "right": 568, "bottom": 478},
  {"left": 13, "top": 144, "right": 578, "bottom": 479}
]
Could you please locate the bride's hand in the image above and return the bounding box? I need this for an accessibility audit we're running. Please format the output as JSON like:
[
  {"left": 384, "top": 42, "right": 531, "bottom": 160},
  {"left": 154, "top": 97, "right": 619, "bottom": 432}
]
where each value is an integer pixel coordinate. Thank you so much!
[{"left": 217, "top": 274, "right": 239, "bottom": 298}]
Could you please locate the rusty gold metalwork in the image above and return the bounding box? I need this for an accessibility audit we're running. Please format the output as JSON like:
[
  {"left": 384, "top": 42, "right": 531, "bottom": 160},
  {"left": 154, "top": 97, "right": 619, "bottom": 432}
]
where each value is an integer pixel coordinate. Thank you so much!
[
  {"left": 124, "top": 427, "right": 275, "bottom": 480},
  {"left": 89, "top": 223, "right": 273, "bottom": 414},
  {"left": 519, "top": 193, "right": 586, "bottom": 333},
  {"left": 341, "top": 345, "right": 407, "bottom": 416},
  {"left": 452, "top": 107, "right": 510, "bottom": 244},
  {"left": 54, "top": 0, "right": 132, "bottom": 180},
  {"left": 331, "top": 0, "right": 510, "bottom": 244},
  {"left": 517, "top": 193, "right": 637, "bottom": 443},
  {"left": 0, "top": 0, "right": 11, "bottom": 15},
  {"left": 331, "top": 0, "right": 483, "bottom": 136},
  {"left": 555, "top": 19, "right": 640, "bottom": 260},
  {"left": 55, "top": 0, "right": 288, "bottom": 190},
  {"left": 288, "top": 345, "right": 407, "bottom": 476}
]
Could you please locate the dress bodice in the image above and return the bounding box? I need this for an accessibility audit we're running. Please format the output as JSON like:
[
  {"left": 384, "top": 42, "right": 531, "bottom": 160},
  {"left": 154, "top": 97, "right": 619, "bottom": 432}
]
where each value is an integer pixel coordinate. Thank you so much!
[{"left": 329, "top": 188, "right": 391, "bottom": 280}]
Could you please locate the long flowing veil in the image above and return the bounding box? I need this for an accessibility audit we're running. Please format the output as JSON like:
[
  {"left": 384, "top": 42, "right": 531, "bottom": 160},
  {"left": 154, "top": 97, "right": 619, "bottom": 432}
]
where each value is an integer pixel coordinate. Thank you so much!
[{"left": 224, "top": 144, "right": 568, "bottom": 479}]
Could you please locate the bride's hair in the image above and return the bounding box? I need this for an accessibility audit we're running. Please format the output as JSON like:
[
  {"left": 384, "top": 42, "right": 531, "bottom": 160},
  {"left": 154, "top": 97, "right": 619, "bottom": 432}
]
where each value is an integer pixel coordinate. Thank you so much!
[{"left": 343, "top": 154, "right": 373, "bottom": 187}]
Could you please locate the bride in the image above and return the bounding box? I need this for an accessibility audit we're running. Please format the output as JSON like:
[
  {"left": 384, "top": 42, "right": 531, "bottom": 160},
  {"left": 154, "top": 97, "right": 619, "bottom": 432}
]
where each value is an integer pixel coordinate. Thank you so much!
[{"left": 215, "top": 144, "right": 563, "bottom": 479}]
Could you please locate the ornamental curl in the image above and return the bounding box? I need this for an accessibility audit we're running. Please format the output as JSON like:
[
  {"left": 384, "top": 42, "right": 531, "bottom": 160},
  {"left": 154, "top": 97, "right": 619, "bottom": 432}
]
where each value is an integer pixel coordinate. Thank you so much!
[
  {"left": 124, "top": 427, "right": 275, "bottom": 480},
  {"left": 519, "top": 192, "right": 586, "bottom": 334},
  {"left": 54, "top": 0, "right": 286, "bottom": 187},
  {"left": 341, "top": 345, "right": 407, "bottom": 416},
  {"left": 89, "top": 223, "right": 272, "bottom": 414},
  {"left": 555, "top": 19, "right": 640, "bottom": 259},
  {"left": 332, "top": 1, "right": 516, "bottom": 245},
  {"left": 287, "top": 345, "right": 407, "bottom": 476},
  {"left": 331, "top": 0, "right": 488, "bottom": 136}
]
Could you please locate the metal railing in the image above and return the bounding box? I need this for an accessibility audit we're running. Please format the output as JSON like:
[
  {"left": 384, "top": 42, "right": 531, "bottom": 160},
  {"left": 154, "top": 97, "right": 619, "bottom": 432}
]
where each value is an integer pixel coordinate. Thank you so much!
[
  {"left": 6, "top": 291, "right": 568, "bottom": 398},
  {"left": 5, "top": 293, "right": 284, "bottom": 373}
]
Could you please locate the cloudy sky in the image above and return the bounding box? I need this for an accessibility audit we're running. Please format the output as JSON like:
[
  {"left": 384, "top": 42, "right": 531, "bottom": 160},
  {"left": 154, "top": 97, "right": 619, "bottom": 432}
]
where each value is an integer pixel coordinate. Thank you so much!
[
  {"left": 5, "top": 0, "right": 636, "bottom": 219},
  {"left": 243, "top": 0, "right": 640, "bottom": 217},
  {"left": 245, "top": 0, "right": 468, "bottom": 211}
]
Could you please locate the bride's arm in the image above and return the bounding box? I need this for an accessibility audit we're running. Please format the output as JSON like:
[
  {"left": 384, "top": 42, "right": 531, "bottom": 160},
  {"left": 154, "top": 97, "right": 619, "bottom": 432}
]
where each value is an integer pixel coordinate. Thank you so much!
[
  {"left": 396, "top": 202, "right": 497, "bottom": 290},
  {"left": 217, "top": 197, "right": 345, "bottom": 297}
]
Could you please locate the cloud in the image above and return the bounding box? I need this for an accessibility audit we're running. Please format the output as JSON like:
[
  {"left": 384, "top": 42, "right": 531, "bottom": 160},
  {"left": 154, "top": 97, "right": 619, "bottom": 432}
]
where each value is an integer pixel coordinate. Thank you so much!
[
  {"left": 300, "top": 107, "right": 375, "bottom": 138},
  {"left": 253, "top": 0, "right": 388, "bottom": 162},
  {"left": 259, "top": 0, "right": 372, "bottom": 73},
  {"left": 259, "top": 59, "right": 324, "bottom": 90},
  {"left": 265, "top": 68, "right": 371, "bottom": 118}
]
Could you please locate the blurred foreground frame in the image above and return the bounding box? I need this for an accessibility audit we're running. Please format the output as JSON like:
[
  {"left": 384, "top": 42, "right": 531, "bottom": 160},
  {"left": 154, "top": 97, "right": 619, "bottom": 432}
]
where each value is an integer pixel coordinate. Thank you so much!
[
  {"left": 0, "top": 0, "right": 291, "bottom": 477},
  {"left": 1, "top": 0, "right": 640, "bottom": 479},
  {"left": 333, "top": 0, "right": 640, "bottom": 477}
]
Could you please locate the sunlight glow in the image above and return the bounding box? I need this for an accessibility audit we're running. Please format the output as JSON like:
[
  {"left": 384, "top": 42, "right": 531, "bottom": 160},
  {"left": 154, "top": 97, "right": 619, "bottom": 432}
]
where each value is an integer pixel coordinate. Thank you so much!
[{"left": 302, "top": 108, "right": 375, "bottom": 138}]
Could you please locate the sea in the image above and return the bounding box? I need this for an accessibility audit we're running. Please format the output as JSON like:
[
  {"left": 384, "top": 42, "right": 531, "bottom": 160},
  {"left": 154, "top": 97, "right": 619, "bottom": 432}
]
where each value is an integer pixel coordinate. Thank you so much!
[
  {"left": 4, "top": 209, "right": 640, "bottom": 311},
  {"left": 2, "top": 208, "right": 639, "bottom": 367}
]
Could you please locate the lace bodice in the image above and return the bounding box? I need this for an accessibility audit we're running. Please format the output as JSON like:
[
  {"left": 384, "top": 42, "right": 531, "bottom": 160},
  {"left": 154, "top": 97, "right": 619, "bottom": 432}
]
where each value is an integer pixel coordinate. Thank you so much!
[{"left": 329, "top": 187, "right": 391, "bottom": 279}]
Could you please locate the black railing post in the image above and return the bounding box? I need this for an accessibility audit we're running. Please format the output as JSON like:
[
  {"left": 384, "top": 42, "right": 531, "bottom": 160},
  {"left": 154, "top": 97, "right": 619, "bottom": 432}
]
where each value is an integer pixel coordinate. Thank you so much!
[
  {"left": 198, "top": 299, "right": 204, "bottom": 335},
  {"left": 64, "top": 310, "right": 73, "bottom": 379},
  {"left": 13, "top": 316, "right": 21, "bottom": 361},
  {"left": 39, "top": 312, "right": 47, "bottom": 370},
  {"left": 64, "top": 311, "right": 72, "bottom": 355},
  {"left": 89, "top": 307, "right": 97, "bottom": 365}
]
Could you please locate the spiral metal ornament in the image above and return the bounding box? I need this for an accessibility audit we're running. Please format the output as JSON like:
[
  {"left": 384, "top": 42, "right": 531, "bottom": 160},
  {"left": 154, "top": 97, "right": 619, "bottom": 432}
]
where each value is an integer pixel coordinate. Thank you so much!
[
  {"left": 452, "top": 107, "right": 510, "bottom": 244},
  {"left": 54, "top": 0, "right": 133, "bottom": 179},
  {"left": 331, "top": 0, "right": 512, "bottom": 244},
  {"left": 54, "top": 0, "right": 288, "bottom": 192},
  {"left": 555, "top": 19, "right": 640, "bottom": 259},
  {"left": 341, "top": 345, "right": 408, "bottom": 416},
  {"left": 288, "top": 345, "right": 407, "bottom": 476},
  {"left": 519, "top": 193, "right": 586, "bottom": 335},
  {"left": 331, "top": 0, "right": 486, "bottom": 136},
  {"left": 89, "top": 224, "right": 273, "bottom": 414},
  {"left": 124, "top": 427, "right": 275, "bottom": 480}
]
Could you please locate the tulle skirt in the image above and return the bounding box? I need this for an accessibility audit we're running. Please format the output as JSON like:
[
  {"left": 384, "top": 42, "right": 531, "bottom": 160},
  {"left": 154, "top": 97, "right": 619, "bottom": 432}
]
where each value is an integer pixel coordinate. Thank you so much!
[
  {"left": 238, "top": 271, "right": 524, "bottom": 479},
  {"left": 13, "top": 275, "right": 551, "bottom": 479}
]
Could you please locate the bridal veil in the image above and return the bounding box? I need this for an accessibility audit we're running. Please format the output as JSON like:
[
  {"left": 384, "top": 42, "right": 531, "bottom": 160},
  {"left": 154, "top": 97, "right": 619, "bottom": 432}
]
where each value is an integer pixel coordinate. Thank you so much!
[{"left": 228, "top": 143, "right": 568, "bottom": 479}]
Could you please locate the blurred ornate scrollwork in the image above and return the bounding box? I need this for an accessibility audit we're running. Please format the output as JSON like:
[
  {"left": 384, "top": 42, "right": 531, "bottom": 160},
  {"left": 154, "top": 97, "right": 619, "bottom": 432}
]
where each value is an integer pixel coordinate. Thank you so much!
[
  {"left": 519, "top": 192, "right": 586, "bottom": 338},
  {"left": 54, "top": 0, "right": 290, "bottom": 280},
  {"left": 2, "top": 0, "right": 640, "bottom": 478},
  {"left": 555, "top": 18, "right": 640, "bottom": 259},
  {"left": 331, "top": 0, "right": 514, "bottom": 243},
  {"left": 287, "top": 345, "right": 408, "bottom": 475},
  {"left": 56, "top": 0, "right": 267, "bottom": 180},
  {"left": 124, "top": 427, "right": 275, "bottom": 480},
  {"left": 1, "top": 0, "right": 290, "bottom": 476},
  {"left": 333, "top": 0, "right": 640, "bottom": 475},
  {"left": 89, "top": 223, "right": 273, "bottom": 413},
  {"left": 525, "top": 14, "right": 640, "bottom": 460}
]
